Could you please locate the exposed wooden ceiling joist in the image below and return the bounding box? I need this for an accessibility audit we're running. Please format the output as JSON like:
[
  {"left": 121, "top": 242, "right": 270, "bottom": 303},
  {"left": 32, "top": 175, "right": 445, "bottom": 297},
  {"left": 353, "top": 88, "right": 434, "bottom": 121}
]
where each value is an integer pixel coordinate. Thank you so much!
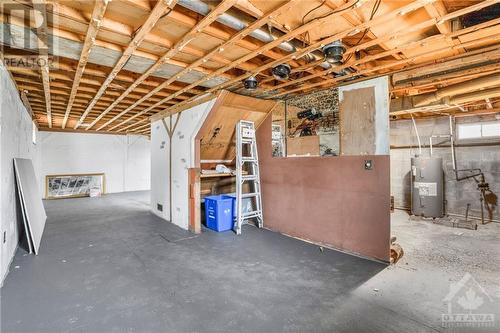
[
  {"left": 86, "top": 0, "right": 239, "bottom": 131},
  {"left": 2, "top": 0, "right": 499, "bottom": 134},
  {"left": 61, "top": 0, "right": 109, "bottom": 129},
  {"left": 258, "top": 0, "right": 499, "bottom": 98},
  {"left": 32, "top": 0, "right": 52, "bottom": 128},
  {"left": 102, "top": 0, "right": 298, "bottom": 132},
  {"left": 73, "top": 0, "right": 178, "bottom": 129}
]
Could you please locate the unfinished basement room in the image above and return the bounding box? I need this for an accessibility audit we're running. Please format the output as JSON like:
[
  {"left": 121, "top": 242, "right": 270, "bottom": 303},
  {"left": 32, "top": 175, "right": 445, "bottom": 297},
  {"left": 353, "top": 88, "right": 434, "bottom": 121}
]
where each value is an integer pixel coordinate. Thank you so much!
[{"left": 1, "top": 0, "right": 499, "bottom": 332}]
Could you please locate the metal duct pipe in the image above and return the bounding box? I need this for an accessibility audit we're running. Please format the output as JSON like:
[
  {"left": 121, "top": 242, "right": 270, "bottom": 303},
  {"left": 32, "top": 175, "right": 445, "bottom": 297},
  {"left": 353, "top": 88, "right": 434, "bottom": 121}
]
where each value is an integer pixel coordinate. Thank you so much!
[
  {"left": 449, "top": 88, "right": 500, "bottom": 105},
  {"left": 414, "top": 74, "right": 500, "bottom": 107},
  {"left": 177, "top": 0, "right": 331, "bottom": 69}
]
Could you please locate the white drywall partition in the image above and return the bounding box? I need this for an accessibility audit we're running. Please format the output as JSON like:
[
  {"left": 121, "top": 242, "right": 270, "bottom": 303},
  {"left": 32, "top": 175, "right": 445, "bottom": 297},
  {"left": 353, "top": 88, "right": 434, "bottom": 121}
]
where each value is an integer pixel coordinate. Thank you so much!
[
  {"left": 338, "top": 76, "right": 390, "bottom": 155},
  {"left": 38, "top": 132, "right": 150, "bottom": 195},
  {"left": 151, "top": 99, "right": 216, "bottom": 229},
  {"left": 0, "top": 61, "right": 39, "bottom": 284}
]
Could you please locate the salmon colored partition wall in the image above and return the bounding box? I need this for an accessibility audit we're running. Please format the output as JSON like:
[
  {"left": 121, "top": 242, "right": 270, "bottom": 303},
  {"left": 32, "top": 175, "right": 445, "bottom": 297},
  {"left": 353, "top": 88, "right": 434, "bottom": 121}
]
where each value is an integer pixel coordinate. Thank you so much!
[{"left": 256, "top": 115, "right": 391, "bottom": 262}]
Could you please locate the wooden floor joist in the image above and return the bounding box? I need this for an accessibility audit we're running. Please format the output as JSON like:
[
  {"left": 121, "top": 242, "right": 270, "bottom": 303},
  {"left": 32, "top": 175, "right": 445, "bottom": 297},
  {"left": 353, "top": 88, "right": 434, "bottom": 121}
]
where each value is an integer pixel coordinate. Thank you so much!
[
  {"left": 61, "top": 0, "right": 109, "bottom": 129},
  {"left": 152, "top": 0, "right": 436, "bottom": 119},
  {"left": 276, "top": 34, "right": 500, "bottom": 98},
  {"left": 104, "top": 0, "right": 298, "bottom": 132},
  {"left": 234, "top": 0, "right": 500, "bottom": 97},
  {"left": 146, "top": 0, "right": 368, "bottom": 121},
  {"left": 2, "top": 0, "right": 499, "bottom": 132},
  {"left": 267, "top": 18, "right": 500, "bottom": 97},
  {"left": 73, "top": 0, "right": 178, "bottom": 129},
  {"left": 87, "top": 0, "right": 238, "bottom": 131},
  {"left": 32, "top": 0, "right": 52, "bottom": 128}
]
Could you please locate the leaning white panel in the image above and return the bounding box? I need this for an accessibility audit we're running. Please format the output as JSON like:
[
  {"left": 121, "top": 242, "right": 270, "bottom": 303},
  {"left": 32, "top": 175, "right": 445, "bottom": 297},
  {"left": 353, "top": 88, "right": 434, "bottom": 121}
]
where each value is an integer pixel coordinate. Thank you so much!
[
  {"left": 13, "top": 158, "right": 47, "bottom": 255},
  {"left": 14, "top": 173, "right": 34, "bottom": 254}
]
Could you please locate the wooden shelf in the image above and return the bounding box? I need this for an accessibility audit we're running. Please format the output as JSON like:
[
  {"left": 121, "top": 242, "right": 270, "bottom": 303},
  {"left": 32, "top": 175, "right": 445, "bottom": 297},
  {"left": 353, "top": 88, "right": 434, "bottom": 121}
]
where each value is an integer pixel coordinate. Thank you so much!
[{"left": 200, "top": 173, "right": 235, "bottom": 179}]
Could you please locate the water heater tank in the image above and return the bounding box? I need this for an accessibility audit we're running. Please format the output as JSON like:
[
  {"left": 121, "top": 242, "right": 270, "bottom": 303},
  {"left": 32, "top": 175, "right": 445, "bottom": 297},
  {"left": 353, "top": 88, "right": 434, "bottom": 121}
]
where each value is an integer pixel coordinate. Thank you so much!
[{"left": 411, "top": 157, "right": 444, "bottom": 218}]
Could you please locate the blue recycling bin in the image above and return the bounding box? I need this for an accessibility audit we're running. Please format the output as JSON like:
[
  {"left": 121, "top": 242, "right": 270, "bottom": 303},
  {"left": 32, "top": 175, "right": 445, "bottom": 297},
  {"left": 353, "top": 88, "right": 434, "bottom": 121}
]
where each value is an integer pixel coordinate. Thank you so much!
[{"left": 204, "top": 195, "right": 235, "bottom": 232}]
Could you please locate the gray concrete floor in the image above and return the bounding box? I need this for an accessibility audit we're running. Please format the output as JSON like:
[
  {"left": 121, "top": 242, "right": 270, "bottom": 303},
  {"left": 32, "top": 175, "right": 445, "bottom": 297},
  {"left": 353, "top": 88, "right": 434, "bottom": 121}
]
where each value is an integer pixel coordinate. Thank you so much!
[{"left": 1, "top": 191, "right": 499, "bottom": 332}]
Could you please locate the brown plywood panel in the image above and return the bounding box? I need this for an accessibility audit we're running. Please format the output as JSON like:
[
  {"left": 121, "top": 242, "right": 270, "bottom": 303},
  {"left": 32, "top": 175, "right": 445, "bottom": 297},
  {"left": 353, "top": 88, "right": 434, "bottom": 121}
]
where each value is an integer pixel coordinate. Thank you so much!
[
  {"left": 340, "top": 87, "right": 375, "bottom": 155},
  {"left": 286, "top": 136, "right": 320, "bottom": 156},
  {"left": 256, "top": 115, "right": 390, "bottom": 262}
]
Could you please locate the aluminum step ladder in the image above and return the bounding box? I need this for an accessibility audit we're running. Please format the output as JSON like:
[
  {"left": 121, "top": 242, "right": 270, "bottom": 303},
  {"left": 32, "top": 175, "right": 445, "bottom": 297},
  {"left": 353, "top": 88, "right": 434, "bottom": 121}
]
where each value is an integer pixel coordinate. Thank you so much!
[{"left": 234, "top": 120, "right": 263, "bottom": 235}]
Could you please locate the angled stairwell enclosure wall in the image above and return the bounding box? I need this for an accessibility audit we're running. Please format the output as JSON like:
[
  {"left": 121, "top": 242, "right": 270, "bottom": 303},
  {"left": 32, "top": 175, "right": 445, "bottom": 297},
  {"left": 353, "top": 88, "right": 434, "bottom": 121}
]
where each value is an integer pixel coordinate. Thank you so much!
[
  {"left": 150, "top": 91, "right": 277, "bottom": 230},
  {"left": 150, "top": 99, "right": 216, "bottom": 229}
]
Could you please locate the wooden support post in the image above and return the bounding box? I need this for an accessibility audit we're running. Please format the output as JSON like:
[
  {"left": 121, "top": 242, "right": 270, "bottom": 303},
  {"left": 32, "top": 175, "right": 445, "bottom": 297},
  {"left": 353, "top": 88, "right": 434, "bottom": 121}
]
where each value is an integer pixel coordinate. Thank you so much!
[{"left": 188, "top": 168, "right": 201, "bottom": 234}]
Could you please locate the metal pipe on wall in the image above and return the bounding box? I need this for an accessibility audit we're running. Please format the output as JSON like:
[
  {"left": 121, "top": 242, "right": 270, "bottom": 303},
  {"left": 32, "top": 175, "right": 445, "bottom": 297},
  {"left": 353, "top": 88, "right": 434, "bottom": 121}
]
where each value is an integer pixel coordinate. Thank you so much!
[
  {"left": 429, "top": 135, "right": 451, "bottom": 156},
  {"left": 411, "top": 115, "right": 422, "bottom": 155},
  {"left": 449, "top": 115, "right": 457, "bottom": 171}
]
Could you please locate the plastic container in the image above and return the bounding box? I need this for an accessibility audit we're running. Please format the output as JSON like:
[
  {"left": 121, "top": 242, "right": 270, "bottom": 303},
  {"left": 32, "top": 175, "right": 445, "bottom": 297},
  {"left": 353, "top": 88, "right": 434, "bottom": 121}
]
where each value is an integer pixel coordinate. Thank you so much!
[
  {"left": 226, "top": 194, "right": 253, "bottom": 219},
  {"left": 204, "top": 195, "right": 235, "bottom": 232}
]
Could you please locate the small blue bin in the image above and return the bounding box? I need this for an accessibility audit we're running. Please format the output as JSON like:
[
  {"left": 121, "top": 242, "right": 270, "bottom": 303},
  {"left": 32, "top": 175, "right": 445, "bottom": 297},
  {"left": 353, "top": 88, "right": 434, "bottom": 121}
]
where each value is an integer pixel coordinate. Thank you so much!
[{"left": 204, "top": 195, "right": 235, "bottom": 232}]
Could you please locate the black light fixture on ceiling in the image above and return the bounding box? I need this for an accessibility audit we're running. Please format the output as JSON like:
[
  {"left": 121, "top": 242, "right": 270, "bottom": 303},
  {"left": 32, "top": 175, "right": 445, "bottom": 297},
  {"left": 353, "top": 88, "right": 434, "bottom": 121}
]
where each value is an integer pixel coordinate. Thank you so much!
[
  {"left": 322, "top": 40, "right": 346, "bottom": 64},
  {"left": 272, "top": 64, "right": 291, "bottom": 80},
  {"left": 243, "top": 76, "right": 258, "bottom": 90}
]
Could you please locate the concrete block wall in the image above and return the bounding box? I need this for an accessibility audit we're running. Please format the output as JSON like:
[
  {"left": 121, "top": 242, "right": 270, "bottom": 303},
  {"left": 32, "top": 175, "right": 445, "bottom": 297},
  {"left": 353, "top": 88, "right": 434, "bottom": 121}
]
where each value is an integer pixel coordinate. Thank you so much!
[
  {"left": 391, "top": 117, "right": 500, "bottom": 222},
  {"left": 0, "top": 61, "right": 39, "bottom": 285}
]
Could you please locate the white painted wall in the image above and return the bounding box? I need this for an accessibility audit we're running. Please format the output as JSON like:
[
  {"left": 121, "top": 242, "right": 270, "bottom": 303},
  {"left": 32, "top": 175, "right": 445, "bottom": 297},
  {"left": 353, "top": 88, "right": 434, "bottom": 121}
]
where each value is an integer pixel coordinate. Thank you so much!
[
  {"left": 151, "top": 100, "right": 215, "bottom": 229},
  {"left": 338, "top": 76, "right": 390, "bottom": 155},
  {"left": 0, "top": 61, "right": 39, "bottom": 285},
  {"left": 38, "top": 132, "right": 151, "bottom": 195}
]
